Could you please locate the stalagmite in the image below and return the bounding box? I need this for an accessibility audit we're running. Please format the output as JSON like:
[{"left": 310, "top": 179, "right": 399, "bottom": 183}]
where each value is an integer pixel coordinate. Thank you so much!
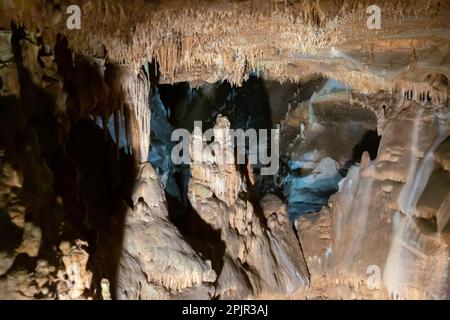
[
  {"left": 116, "top": 164, "right": 216, "bottom": 299},
  {"left": 188, "top": 116, "right": 309, "bottom": 299}
]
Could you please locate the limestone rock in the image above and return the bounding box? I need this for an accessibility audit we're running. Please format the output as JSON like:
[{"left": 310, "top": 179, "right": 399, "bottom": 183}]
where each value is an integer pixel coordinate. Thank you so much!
[
  {"left": 116, "top": 163, "right": 216, "bottom": 300},
  {"left": 56, "top": 240, "right": 92, "bottom": 300},
  {"left": 416, "top": 169, "right": 450, "bottom": 219},
  {"left": 188, "top": 116, "right": 309, "bottom": 299},
  {"left": 296, "top": 79, "right": 450, "bottom": 299},
  {"left": 0, "top": 0, "right": 450, "bottom": 302},
  {"left": 435, "top": 137, "right": 450, "bottom": 172}
]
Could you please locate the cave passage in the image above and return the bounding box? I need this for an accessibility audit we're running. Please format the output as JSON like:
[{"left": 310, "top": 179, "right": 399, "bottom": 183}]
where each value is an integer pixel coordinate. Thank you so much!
[{"left": 148, "top": 76, "right": 381, "bottom": 223}]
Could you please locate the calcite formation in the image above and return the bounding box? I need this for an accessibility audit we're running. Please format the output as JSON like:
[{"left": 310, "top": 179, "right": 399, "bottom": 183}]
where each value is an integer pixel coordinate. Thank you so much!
[
  {"left": 1, "top": 1, "right": 449, "bottom": 89},
  {"left": 188, "top": 116, "right": 309, "bottom": 299},
  {"left": 297, "top": 76, "right": 450, "bottom": 299},
  {"left": 116, "top": 164, "right": 216, "bottom": 299},
  {"left": 0, "top": 0, "right": 449, "bottom": 301}
]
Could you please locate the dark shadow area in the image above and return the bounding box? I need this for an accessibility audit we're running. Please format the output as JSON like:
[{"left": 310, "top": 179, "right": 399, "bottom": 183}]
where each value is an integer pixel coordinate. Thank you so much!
[
  {"left": 66, "top": 120, "right": 136, "bottom": 298},
  {"left": 339, "top": 130, "right": 381, "bottom": 177},
  {"left": 167, "top": 197, "right": 226, "bottom": 278},
  {"left": 0, "top": 208, "right": 22, "bottom": 253},
  {"left": 9, "top": 25, "right": 83, "bottom": 251},
  {"left": 153, "top": 76, "right": 276, "bottom": 205},
  {"left": 1, "top": 26, "right": 136, "bottom": 299},
  {"left": 352, "top": 130, "right": 381, "bottom": 162},
  {"left": 66, "top": 121, "right": 135, "bottom": 221},
  {"left": 158, "top": 82, "right": 191, "bottom": 117}
]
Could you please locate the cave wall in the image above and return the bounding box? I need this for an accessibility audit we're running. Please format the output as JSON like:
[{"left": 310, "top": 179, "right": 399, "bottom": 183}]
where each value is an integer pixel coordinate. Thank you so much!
[
  {"left": 0, "top": 0, "right": 450, "bottom": 300},
  {"left": 297, "top": 76, "right": 450, "bottom": 299}
]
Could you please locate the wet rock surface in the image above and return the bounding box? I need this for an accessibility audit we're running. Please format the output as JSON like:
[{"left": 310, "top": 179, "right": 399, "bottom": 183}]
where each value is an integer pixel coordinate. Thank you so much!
[{"left": 295, "top": 78, "right": 450, "bottom": 299}]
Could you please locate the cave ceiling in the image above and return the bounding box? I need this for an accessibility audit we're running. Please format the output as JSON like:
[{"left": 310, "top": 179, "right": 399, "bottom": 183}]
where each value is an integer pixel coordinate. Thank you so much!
[{"left": 1, "top": 0, "right": 449, "bottom": 91}]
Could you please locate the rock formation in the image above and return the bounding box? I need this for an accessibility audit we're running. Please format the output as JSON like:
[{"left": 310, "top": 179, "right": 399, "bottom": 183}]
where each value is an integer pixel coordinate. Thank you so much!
[
  {"left": 0, "top": 0, "right": 449, "bottom": 301},
  {"left": 188, "top": 116, "right": 309, "bottom": 299},
  {"left": 116, "top": 163, "right": 216, "bottom": 299},
  {"left": 297, "top": 76, "right": 450, "bottom": 299}
]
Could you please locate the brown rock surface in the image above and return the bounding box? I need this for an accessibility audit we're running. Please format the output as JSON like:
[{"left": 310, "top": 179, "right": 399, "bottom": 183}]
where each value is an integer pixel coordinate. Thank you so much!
[
  {"left": 116, "top": 163, "right": 216, "bottom": 300},
  {"left": 0, "top": 0, "right": 449, "bottom": 301},
  {"left": 295, "top": 77, "right": 450, "bottom": 299},
  {"left": 435, "top": 137, "right": 450, "bottom": 172}
]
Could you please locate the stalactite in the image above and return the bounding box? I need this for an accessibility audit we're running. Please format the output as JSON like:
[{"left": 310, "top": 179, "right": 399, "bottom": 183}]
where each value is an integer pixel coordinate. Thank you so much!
[
  {"left": 123, "top": 68, "right": 151, "bottom": 163},
  {"left": 4, "top": 0, "right": 445, "bottom": 88}
]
